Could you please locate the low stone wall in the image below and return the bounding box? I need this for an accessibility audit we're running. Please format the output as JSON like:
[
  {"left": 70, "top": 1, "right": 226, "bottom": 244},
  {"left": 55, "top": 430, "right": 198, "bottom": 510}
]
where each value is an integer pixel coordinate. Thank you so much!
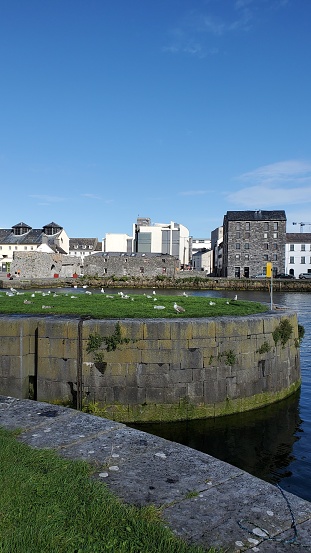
[{"left": 0, "top": 312, "right": 301, "bottom": 422}]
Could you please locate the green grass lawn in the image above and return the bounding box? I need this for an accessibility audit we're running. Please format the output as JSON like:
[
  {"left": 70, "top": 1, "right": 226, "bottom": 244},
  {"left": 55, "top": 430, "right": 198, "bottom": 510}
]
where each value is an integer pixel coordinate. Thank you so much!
[
  {"left": 0, "top": 427, "right": 219, "bottom": 553},
  {"left": 0, "top": 289, "right": 267, "bottom": 318}
]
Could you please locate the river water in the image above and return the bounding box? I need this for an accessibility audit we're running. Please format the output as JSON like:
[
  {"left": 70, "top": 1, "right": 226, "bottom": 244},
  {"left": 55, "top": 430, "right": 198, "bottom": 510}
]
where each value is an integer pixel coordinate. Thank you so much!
[{"left": 131, "top": 289, "right": 311, "bottom": 503}]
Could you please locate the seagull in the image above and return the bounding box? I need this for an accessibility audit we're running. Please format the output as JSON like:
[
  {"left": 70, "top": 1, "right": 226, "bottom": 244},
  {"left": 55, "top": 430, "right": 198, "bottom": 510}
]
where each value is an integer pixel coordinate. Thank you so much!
[
  {"left": 233, "top": 295, "right": 238, "bottom": 301},
  {"left": 152, "top": 290, "right": 156, "bottom": 295},
  {"left": 24, "top": 299, "right": 33, "bottom": 304},
  {"left": 6, "top": 292, "right": 14, "bottom": 297},
  {"left": 101, "top": 288, "right": 105, "bottom": 293},
  {"left": 174, "top": 302, "right": 185, "bottom": 313},
  {"left": 70, "top": 295, "right": 78, "bottom": 299},
  {"left": 85, "top": 290, "right": 92, "bottom": 295},
  {"left": 10, "top": 287, "right": 17, "bottom": 293},
  {"left": 146, "top": 295, "right": 152, "bottom": 299},
  {"left": 154, "top": 305, "right": 165, "bottom": 310},
  {"left": 82, "top": 285, "right": 88, "bottom": 289},
  {"left": 42, "top": 305, "right": 52, "bottom": 309},
  {"left": 118, "top": 291, "right": 124, "bottom": 297},
  {"left": 209, "top": 301, "right": 215, "bottom": 306},
  {"left": 182, "top": 292, "right": 189, "bottom": 297}
]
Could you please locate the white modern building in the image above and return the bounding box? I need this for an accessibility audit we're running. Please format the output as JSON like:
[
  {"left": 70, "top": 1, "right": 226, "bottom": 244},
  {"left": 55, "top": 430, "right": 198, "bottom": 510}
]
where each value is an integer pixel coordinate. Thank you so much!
[
  {"left": 103, "top": 217, "right": 190, "bottom": 266},
  {"left": 286, "top": 233, "right": 311, "bottom": 277}
]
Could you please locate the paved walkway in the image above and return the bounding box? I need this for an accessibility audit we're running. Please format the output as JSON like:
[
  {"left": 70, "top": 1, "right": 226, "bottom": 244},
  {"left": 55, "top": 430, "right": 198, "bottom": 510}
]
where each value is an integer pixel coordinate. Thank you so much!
[{"left": 1, "top": 396, "right": 311, "bottom": 552}]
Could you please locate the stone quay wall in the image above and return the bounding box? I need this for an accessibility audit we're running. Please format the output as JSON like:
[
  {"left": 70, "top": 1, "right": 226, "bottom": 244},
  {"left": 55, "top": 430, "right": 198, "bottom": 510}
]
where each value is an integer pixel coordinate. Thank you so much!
[{"left": 0, "top": 312, "right": 301, "bottom": 423}]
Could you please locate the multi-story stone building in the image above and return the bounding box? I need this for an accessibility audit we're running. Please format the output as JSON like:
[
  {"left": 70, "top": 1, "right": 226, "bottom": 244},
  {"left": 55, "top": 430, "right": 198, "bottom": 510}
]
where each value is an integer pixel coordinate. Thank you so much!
[{"left": 222, "top": 210, "right": 287, "bottom": 278}]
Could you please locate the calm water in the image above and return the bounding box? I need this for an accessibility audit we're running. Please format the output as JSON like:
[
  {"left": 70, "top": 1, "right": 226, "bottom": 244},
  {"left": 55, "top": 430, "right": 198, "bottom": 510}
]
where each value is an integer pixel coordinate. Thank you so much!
[{"left": 130, "top": 289, "right": 311, "bottom": 503}]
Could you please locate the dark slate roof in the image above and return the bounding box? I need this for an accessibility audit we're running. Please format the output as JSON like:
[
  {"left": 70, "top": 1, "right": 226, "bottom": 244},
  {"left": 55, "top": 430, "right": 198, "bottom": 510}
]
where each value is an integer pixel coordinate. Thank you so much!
[
  {"left": 224, "top": 210, "right": 287, "bottom": 221},
  {"left": 0, "top": 227, "right": 63, "bottom": 245},
  {"left": 286, "top": 233, "right": 311, "bottom": 243},
  {"left": 12, "top": 222, "right": 32, "bottom": 229},
  {"left": 0, "top": 228, "right": 44, "bottom": 245},
  {"left": 70, "top": 238, "right": 99, "bottom": 247}
]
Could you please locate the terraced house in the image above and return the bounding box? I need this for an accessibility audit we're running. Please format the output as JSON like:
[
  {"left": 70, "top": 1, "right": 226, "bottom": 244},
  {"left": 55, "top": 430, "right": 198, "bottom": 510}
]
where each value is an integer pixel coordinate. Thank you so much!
[{"left": 222, "top": 210, "right": 287, "bottom": 278}]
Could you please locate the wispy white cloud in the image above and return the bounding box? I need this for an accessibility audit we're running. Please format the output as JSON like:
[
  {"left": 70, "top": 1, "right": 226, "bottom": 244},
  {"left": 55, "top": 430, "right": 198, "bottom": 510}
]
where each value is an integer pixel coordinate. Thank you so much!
[
  {"left": 81, "top": 193, "right": 102, "bottom": 200},
  {"left": 227, "top": 160, "right": 311, "bottom": 208},
  {"left": 180, "top": 190, "right": 208, "bottom": 196},
  {"left": 163, "top": 1, "right": 288, "bottom": 57},
  {"left": 29, "top": 194, "right": 66, "bottom": 203}
]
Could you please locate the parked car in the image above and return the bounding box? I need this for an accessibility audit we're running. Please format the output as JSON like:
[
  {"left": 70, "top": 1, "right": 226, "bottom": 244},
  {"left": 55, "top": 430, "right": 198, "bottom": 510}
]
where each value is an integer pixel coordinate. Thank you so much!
[
  {"left": 299, "top": 273, "right": 311, "bottom": 279},
  {"left": 275, "top": 273, "right": 295, "bottom": 279}
]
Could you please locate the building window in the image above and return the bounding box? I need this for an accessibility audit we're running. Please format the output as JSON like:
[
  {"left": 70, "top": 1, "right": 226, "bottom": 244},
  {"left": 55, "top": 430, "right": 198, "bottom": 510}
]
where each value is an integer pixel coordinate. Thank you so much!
[
  {"left": 273, "top": 254, "right": 277, "bottom": 261},
  {"left": 244, "top": 243, "right": 249, "bottom": 249},
  {"left": 273, "top": 222, "right": 278, "bottom": 230},
  {"left": 9, "top": 246, "right": 11, "bottom": 250},
  {"left": 301, "top": 244, "right": 306, "bottom": 251},
  {"left": 290, "top": 256, "right": 294, "bottom": 264},
  {"left": 245, "top": 232, "right": 250, "bottom": 239},
  {"left": 24, "top": 246, "right": 27, "bottom": 250},
  {"left": 290, "top": 244, "right": 294, "bottom": 251},
  {"left": 264, "top": 243, "right": 269, "bottom": 249},
  {"left": 236, "top": 223, "right": 240, "bottom": 230},
  {"left": 245, "top": 222, "right": 250, "bottom": 230},
  {"left": 273, "top": 243, "right": 278, "bottom": 250},
  {"left": 140, "top": 267, "right": 144, "bottom": 273},
  {"left": 235, "top": 267, "right": 240, "bottom": 278},
  {"left": 236, "top": 243, "right": 240, "bottom": 250},
  {"left": 104, "top": 268, "right": 107, "bottom": 274},
  {"left": 263, "top": 255, "right": 269, "bottom": 261},
  {"left": 264, "top": 222, "right": 269, "bottom": 231},
  {"left": 263, "top": 233, "right": 268, "bottom": 239},
  {"left": 301, "top": 257, "right": 306, "bottom": 264},
  {"left": 236, "top": 232, "right": 240, "bottom": 238},
  {"left": 273, "top": 233, "right": 278, "bottom": 239},
  {"left": 245, "top": 254, "right": 249, "bottom": 260},
  {"left": 15, "top": 246, "right": 18, "bottom": 250},
  {"left": 235, "top": 254, "right": 240, "bottom": 260}
]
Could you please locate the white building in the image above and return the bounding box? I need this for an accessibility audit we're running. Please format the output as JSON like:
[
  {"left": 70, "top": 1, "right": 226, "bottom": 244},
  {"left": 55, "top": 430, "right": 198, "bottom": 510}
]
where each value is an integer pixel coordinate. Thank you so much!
[
  {"left": 192, "top": 249, "right": 213, "bottom": 274},
  {"left": 286, "top": 233, "right": 311, "bottom": 277},
  {"left": 103, "top": 217, "right": 190, "bottom": 266},
  {"left": 69, "top": 238, "right": 102, "bottom": 261},
  {"left": 103, "top": 233, "right": 133, "bottom": 253},
  {"left": 0, "top": 222, "right": 69, "bottom": 274},
  {"left": 211, "top": 226, "right": 223, "bottom": 276}
]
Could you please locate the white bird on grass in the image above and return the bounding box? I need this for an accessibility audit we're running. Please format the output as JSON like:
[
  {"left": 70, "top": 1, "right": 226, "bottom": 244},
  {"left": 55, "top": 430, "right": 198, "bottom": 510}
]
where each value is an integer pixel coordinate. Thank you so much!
[
  {"left": 174, "top": 302, "right": 185, "bottom": 313},
  {"left": 209, "top": 301, "right": 215, "bottom": 306},
  {"left": 182, "top": 292, "right": 189, "bottom": 297},
  {"left": 42, "top": 305, "right": 52, "bottom": 309},
  {"left": 24, "top": 299, "right": 33, "bottom": 304},
  {"left": 85, "top": 290, "right": 92, "bottom": 295},
  {"left": 70, "top": 295, "right": 78, "bottom": 299},
  {"left": 10, "top": 287, "right": 17, "bottom": 293},
  {"left": 101, "top": 288, "right": 105, "bottom": 293},
  {"left": 233, "top": 295, "right": 238, "bottom": 301},
  {"left": 154, "top": 305, "right": 165, "bottom": 310}
]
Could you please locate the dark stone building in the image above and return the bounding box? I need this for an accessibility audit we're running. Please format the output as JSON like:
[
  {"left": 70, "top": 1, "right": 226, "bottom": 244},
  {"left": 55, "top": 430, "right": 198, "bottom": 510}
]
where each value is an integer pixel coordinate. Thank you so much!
[
  {"left": 83, "top": 252, "right": 179, "bottom": 278},
  {"left": 222, "top": 210, "right": 287, "bottom": 278}
]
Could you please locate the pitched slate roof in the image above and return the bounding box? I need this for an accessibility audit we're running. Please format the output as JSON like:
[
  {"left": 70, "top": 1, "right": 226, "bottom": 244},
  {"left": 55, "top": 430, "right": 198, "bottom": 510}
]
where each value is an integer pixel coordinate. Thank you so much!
[
  {"left": 286, "top": 233, "right": 311, "bottom": 243},
  {"left": 224, "top": 210, "right": 287, "bottom": 222}
]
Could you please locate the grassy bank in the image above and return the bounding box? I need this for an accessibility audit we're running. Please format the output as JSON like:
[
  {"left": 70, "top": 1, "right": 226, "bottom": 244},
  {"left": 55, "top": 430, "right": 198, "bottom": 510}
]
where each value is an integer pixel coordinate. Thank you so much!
[
  {"left": 0, "top": 289, "right": 267, "bottom": 318},
  {"left": 0, "top": 427, "right": 218, "bottom": 553}
]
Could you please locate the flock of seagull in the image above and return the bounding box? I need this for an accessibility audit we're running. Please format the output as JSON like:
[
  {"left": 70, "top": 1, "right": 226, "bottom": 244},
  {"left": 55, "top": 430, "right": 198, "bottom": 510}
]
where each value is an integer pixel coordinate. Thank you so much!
[{"left": 2, "top": 286, "right": 238, "bottom": 314}]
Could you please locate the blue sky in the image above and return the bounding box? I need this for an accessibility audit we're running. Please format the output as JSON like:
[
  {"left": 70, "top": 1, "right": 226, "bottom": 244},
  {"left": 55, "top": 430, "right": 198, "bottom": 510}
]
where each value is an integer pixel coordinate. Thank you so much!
[{"left": 1, "top": 0, "right": 311, "bottom": 239}]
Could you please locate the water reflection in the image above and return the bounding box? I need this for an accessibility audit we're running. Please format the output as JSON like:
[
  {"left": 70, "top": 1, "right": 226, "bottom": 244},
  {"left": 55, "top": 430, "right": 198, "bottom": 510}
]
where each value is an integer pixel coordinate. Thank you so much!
[{"left": 131, "top": 390, "right": 302, "bottom": 484}]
